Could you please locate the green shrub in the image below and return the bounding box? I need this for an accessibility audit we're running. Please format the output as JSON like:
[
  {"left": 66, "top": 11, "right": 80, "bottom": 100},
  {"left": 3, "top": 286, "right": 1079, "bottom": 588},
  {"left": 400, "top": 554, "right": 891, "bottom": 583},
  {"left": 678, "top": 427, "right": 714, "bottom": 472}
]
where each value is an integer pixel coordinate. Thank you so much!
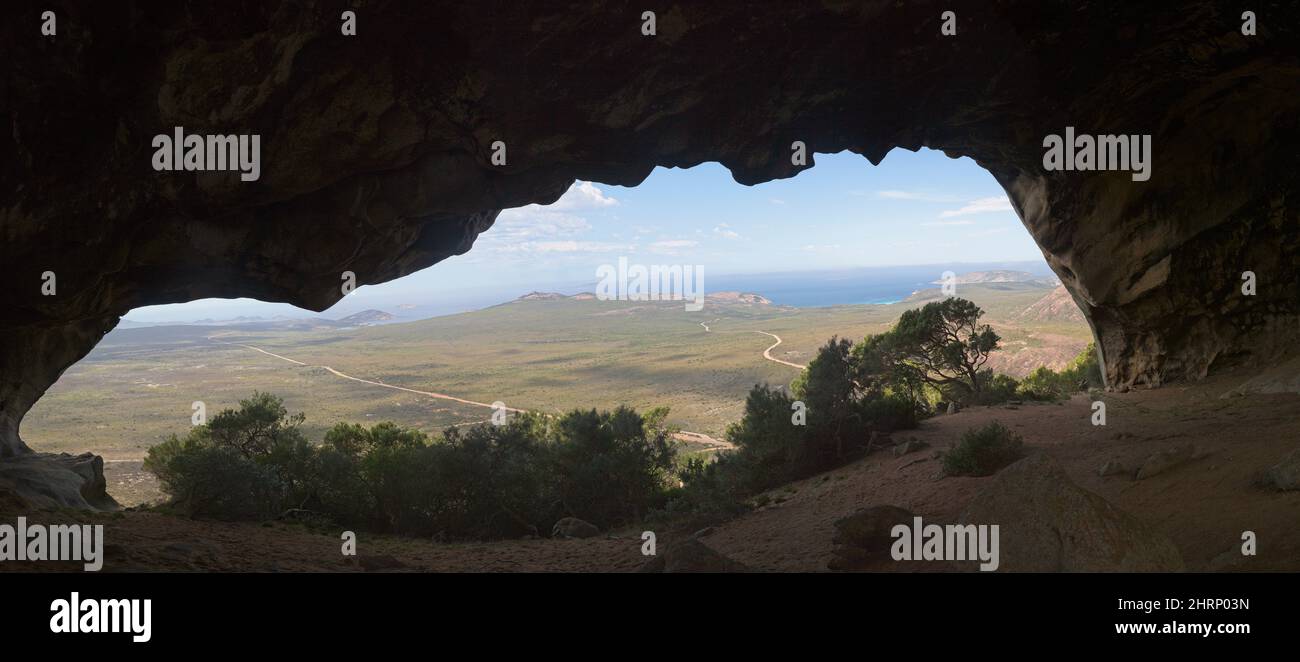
[
  {"left": 1017, "top": 365, "right": 1070, "bottom": 400},
  {"left": 1016, "top": 344, "right": 1104, "bottom": 400},
  {"left": 966, "top": 371, "right": 1020, "bottom": 405},
  {"left": 1063, "top": 342, "right": 1104, "bottom": 390},
  {"left": 942, "top": 421, "right": 1025, "bottom": 477},
  {"left": 859, "top": 393, "right": 919, "bottom": 431},
  {"left": 145, "top": 437, "right": 282, "bottom": 520},
  {"left": 722, "top": 384, "right": 808, "bottom": 493},
  {"left": 146, "top": 393, "right": 679, "bottom": 540}
]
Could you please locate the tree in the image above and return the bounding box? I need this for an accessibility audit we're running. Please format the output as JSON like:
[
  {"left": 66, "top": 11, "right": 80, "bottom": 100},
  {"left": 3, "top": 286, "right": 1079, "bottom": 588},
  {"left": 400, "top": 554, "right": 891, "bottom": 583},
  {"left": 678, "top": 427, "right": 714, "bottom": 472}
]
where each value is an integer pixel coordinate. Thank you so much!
[
  {"left": 794, "top": 337, "right": 864, "bottom": 460},
  {"left": 883, "top": 298, "right": 1000, "bottom": 396},
  {"left": 206, "top": 391, "right": 306, "bottom": 458}
]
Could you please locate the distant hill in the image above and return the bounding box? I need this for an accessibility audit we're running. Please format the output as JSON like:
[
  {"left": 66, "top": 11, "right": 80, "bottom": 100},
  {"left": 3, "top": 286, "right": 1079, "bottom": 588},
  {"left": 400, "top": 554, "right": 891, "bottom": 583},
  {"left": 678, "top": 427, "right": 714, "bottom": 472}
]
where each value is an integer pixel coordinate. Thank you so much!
[
  {"left": 706, "top": 291, "right": 772, "bottom": 305},
  {"left": 512, "top": 290, "right": 772, "bottom": 306},
  {"left": 931, "top": 270, "right": 1058, "bottom": 286},
  {"left": 337, "top": 309, "right": 396, "bottom": 326},
  {"left": 516, "top": 291, "right": 570, "bottom": 301},
  {"left": 1015, "top": 285, "right": 1086, "bottom": 324}
]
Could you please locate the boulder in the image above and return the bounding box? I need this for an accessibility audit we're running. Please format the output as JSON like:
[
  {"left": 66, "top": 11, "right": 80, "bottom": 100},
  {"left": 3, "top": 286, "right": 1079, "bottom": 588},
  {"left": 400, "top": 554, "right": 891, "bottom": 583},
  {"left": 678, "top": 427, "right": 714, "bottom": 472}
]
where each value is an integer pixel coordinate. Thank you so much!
[
  {"left": 827, "top": 505, "right": 915, "bottom": 570},
  {"left": 637, "top": 539, "right": 749, "bottom": 573},
  {"left": 551, "top": 516, "right": 599, "bottom": 539},
  {"left": 960, "top": 454, "right": 1184, "bottom": 571},
  {"left": 1262, "top": 448, "right": 1300, "bottom": 491},
  {"left": 0, "top": 452, "right": 118, "bottom": 511}
]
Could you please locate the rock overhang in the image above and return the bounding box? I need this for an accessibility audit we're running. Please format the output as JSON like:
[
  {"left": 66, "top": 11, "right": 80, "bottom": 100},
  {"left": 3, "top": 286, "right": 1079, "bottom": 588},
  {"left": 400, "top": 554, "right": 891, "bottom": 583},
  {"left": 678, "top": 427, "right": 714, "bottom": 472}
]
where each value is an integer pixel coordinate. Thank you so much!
[{"left": 0, "top": 1, "right": 1297, "bottom": 470}]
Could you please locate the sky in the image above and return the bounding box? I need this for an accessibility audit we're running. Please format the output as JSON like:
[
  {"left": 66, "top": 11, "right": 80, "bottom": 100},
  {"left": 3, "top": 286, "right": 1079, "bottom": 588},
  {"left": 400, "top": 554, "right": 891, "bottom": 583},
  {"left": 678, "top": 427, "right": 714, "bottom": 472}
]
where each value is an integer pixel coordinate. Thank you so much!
[{"left": 127, "top": 148, "right": 1045, "bottom": 322}]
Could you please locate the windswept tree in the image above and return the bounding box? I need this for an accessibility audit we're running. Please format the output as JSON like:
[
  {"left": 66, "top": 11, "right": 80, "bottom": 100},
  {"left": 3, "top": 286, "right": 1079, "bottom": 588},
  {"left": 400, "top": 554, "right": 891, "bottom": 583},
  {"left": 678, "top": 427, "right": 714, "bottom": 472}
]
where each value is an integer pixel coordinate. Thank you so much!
[
  {"left": 205, "top": 391, "right": 306, "bottom": 458},
  {"left": 883, "top": 297, "right": 1000, "bottom": 396},
  {"left": 793, "top": 337, "right": 863, "bottom": 460}
]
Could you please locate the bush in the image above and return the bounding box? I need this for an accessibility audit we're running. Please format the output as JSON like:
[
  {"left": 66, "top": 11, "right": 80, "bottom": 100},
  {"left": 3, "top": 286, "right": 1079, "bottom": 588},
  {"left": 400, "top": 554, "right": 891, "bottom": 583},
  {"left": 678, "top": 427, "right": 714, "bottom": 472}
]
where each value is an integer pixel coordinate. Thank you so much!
[
  {"left": 859, "top": 393, "right": 919, "bottom": 431},
  {"left": 1015, "top": 344, "right": 1104, "bottom": 400},
  {"left": 942, "top": 421, "right": 1025, "bottom": 477},
  {"left": 1017, "top": 365, "right": 1071, "bottom": 400},
  {"left": 145, "top": 394, "right": 679, "bottom": 540},
  {"left": 963, "top": 371, "right": 1020, "bottom": 406},
  {"left": 722, "top": 384, "right": 809, "bottom": 493},
  {"left": 145, "top": 437, "right": 282, "bottom": 520},
  {"left": 1063, "top": 342, "right": 1104, "bottom": 390}
]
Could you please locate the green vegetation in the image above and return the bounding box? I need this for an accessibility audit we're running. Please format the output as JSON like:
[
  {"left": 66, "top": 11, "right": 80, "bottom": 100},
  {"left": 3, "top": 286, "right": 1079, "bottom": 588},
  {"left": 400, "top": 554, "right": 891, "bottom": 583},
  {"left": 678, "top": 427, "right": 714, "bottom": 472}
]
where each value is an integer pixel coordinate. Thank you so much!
[
  {"left": 139, "top": 293, "right": 1101, "bottom": 534},
  {"left": 873, "top": 298, "right": 1002, "bottom": 398},
  {"left": 31, "top": 282, "right": 1094, "bottom": 505},
  {"left": 146, "top": 393, "right": 677, "bottom": 539},
  {"left": 942, "top": 421, "right": 1025, "bottom": 476},
  {"left": 675, "top": 332, "right": 925, "bottom": 512},
  {"left": 1017, "top": 342, "right": 1105, "bottom": 399},
  {"left": 674, "top": 298, "right": 1098, "bottom": 514}
]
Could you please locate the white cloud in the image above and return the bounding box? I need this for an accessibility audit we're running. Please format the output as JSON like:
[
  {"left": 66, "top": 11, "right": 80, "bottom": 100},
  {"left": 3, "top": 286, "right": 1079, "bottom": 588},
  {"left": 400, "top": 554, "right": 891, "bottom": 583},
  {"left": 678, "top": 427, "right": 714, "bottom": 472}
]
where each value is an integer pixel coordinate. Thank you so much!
[
  {"left": 495, "top": 240, "right": 635, "bottom": 254},
  {"left": 482, "top": 181, "right": 620, "bottom": 252},
  {"left": 649, "top": 239, "right": 699, "bottom": 255},
  {"left": 546, "top": 181, "right": 619, "bottom": 211},
  {"left": 938, "top": 196, "right": 1013, "bottom": 218},
  {"left": 874, "top": 190, "right": 962, "bottom": 202},
  {"left": 801, "top": 244, "right": 842, "bottom": 252},
  {"left": 713, "top": 225, "right": 741, "bottom": 239},
  {"left": 920, "top": 220, "right": 976, "bottom": 227},
  {"left": 492, "top": 209, "right": 591, "bottom": 241},
  {"left": 769, "top": 198, "right": 786, "bottom": 205}
]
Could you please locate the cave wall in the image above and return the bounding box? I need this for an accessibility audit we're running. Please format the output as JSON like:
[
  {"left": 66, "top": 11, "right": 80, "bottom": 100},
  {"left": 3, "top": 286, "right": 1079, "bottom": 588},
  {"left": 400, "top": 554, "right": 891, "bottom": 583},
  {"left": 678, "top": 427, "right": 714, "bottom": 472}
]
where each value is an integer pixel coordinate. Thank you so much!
[{"left": 2, "top": 1, "right": 1298, "bottom": 456}]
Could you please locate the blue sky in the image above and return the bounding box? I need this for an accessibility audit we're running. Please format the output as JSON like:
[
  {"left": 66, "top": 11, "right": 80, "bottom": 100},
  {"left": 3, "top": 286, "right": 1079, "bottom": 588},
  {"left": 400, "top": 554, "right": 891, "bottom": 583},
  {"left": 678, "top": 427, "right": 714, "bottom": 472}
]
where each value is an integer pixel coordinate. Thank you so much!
[{"left": 128, "top": 148, "right": 1044, "bottom": 322}]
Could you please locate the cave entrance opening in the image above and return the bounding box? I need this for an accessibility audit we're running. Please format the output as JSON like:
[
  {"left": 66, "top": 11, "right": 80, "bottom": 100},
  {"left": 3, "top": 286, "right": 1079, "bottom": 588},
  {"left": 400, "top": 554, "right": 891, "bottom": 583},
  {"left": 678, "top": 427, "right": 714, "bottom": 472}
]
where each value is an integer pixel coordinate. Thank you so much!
[{"left": 22, "top": 148, "right": 1088, "bottom": 507}]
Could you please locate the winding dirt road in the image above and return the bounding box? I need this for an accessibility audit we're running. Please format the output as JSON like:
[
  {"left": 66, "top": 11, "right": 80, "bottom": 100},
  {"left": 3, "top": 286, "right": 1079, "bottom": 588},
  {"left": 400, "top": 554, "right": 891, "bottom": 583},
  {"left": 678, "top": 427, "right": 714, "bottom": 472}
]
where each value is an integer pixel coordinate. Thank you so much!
[
  {"left": 697, "top": 322, "right": 808, "bottom": 370},
  {"left": 750, "top": 331, "right": 808, "bottom": 370},
  {"left": 216, "top": 340, "right": 734, "bottom": 451}
]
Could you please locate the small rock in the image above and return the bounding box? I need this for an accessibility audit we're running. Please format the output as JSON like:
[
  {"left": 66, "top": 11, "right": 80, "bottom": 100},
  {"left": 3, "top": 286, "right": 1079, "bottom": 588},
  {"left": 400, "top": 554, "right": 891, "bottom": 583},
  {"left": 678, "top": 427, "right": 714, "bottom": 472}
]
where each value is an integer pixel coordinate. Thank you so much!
[
  {"left": 1135, "top": 443, "right": 1197, "bottom": 480},
  {"left": 946, "top": 402, "right": 959, "bottom": 415},
  {"left": 1262, "top": 448, "right": 1300, "bottom": 490},
  {"left": 692, "top": 527, "right": 715, "bottom": 538},
  {"left": 551, "top": 516, "right": 600, "bottom": 539},
  {"left": 637, "top": 539, "right": 748, "bottom": 573},
  {"left": 867, "top": 430, "right": 892, "bottom": 452},
  {"left": 1098, "top": 460, "right": 1129, "bottom": 477},
  {"left": 894, "top": 439, "right": 929, "bottom": 457}
]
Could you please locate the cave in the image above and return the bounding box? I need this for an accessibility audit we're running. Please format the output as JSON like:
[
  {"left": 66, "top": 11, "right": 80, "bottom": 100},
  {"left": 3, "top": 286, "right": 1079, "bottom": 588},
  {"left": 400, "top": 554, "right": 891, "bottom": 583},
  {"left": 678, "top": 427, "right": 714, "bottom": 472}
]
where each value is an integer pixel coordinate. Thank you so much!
[{"left": 2, "top": 2, "right": 1298, "bottom": 504}]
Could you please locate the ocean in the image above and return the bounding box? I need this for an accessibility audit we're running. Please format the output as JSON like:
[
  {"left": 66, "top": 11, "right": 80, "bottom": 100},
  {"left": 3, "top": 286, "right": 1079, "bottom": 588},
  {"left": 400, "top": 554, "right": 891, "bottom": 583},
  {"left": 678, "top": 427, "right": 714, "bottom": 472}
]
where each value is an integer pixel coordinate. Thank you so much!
[{"left": 693, "top": 262, "right": 1056, "bottom": 308}]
